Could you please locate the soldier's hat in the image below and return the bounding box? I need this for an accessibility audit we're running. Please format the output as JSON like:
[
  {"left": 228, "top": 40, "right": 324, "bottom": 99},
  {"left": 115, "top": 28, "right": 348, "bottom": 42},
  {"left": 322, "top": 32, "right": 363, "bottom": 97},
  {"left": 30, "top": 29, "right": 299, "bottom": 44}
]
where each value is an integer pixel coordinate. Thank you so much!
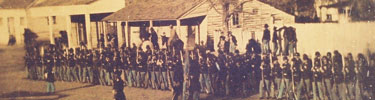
[
  {"left": 294, "top": 53, "right": 300, "bottom": 56},
  {"left": 69, "top": 48, "right": 74, "bottom": 52},
  {"left": 327, "top": 52, "right": 332, "bottom": 56},
  {"left": 315, "top": 52, "right": 321, "bottom": 56},
  {"left": 283, "top": 56, "right": 288, "bottom": 60}
]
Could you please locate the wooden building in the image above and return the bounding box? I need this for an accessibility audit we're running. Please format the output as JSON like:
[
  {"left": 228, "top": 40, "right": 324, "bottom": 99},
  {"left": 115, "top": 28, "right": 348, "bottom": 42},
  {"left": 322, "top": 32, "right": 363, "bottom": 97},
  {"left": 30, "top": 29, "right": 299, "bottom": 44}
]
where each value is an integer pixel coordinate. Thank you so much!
[
  {"left": 319, "top": 1, "right": 352, "bottom": 23},
  {"left": 104, "top": 0, "right": 294, "bottom": 52},
  {"left": 0, "top": 0, "right": 33, "bottom": 45},
  {"left": 0, "top": 0, "right": 125, "bottom": 49}
]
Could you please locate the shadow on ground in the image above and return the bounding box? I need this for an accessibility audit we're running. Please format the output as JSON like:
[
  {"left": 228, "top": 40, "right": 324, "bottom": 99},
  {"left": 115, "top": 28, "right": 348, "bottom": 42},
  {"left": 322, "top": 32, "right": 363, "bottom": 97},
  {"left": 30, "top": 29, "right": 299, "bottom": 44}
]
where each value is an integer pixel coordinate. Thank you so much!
[
  {"left": 200, "top": 90, "right": 259, "bottom": 100},
  {"left": 0, "top": 84, "right": 95, "bottom": 100},
  {"left": 0, "top": 91, "right": 68, "bottom": 100},
  {"left": 55, "top": 84, "right": 95, "bottom": 93}
]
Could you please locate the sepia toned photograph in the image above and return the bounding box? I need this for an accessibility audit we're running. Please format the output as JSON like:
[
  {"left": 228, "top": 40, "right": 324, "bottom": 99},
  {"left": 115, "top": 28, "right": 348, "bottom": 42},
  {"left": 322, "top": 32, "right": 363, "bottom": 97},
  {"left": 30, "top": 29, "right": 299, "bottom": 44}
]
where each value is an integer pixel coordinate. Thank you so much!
[{"left": 0, "top": 0, "right": 374, "bottom": 100}]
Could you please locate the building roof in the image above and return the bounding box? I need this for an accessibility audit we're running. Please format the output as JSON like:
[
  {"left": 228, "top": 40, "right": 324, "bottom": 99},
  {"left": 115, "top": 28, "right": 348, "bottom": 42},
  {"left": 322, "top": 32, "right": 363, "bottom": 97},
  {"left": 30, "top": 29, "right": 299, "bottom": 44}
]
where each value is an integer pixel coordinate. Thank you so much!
[
  {"left": 0, "top": 0, "right": 99, "bottom": 9},
  {"left": 320, "top": 1, "right": 351, "bottom": 8},
  {"left": 30, "top": 0, "right": 98, "bottom": 7},
  {"left": 0, "top": 0, "right": 34, "bottom": 9},
  {"left": 103, "top": 0, "right": 205, "bottom": 22},
  {"left": 258, "top": 0, "right": 295, "bottom": 15}
]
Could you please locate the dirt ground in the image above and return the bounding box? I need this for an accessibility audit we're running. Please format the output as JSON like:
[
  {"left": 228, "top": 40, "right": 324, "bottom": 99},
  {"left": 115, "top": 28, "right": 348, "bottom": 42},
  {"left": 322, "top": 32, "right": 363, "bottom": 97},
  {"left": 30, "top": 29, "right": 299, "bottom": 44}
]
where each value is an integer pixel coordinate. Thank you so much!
[{"left": 0, "top": 46, "right": 264, "bottom": 100}]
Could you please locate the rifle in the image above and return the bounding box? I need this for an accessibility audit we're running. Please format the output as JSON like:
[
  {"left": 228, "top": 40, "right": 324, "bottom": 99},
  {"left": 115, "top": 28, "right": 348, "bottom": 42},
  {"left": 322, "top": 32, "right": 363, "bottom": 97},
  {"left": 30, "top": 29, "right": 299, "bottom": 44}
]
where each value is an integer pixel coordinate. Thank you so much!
[
  {"left": 291, "top": 60, "right": 297, "bottom": 100},
  {"left": 311, "top": 62, "right": 317, "bottom": 99},
  {"left": 301, "top": 61, "right": 309, "bottom": 99},
  {"left": 321, "top": 64, "right": 326, "bottom": 99},
  {"left": 261, "top": 58, "right": 265, "bottom": 92}
]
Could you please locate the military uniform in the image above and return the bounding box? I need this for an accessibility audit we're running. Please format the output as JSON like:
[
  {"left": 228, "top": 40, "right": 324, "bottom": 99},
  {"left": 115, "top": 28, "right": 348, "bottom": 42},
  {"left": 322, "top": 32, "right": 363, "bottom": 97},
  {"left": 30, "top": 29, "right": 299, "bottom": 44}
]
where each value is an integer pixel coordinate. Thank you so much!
[
  {"left": 158, "top": 52, "right": 169, "bottom": 90},
  {"left": 277, "top": 57, "right": 291, "bottom": 99},
  {"left": 199, "top": 54, "right": 208, "bottom": 93},
  {"left": 259, "top": 55, "right": 271, "bottom": 99},
  {"left": 355, "top": 54, "right": 366, "bottom": 100},
  {"left": 172, "top": 59, "right": 183, "bottom": 100},
  {"left": 86, "top": 51, "right": 94, "bottom": 83},
  {"left": 332, "top": 51, "right": 345, "bottom": 100},
  {"left": 291, "top": 55, "right": 302, "bottom": 100},
  {"left": 301, "top": 56, "right": 313, "bottom": 98},
  {"left": 75, "top": 49, "right": 83, "bottom": 82},
  {"left": 188, "top": 55, "right": 201, "bottom": 100},
  {"left": 207, "top": 52, "right": 217, "bottom": 95},
  {"left": 271, "top": 56, "right": 281, "bottom": 99},
  {"left": 345, "top": 54, "right": 356, "bottom": 100},
  {"left": 54, "top": 54, "right": 62, "bottom": 81},
  {"left": 137, "top": 51, "right": 147, "bottom": 88},
  {"left": 322, "top": 56, "right": 334, "bottom": 100},
  {"left": 67, "top": 50, "right": 76, "bottom": 81},
  {"left": 104, "top": 56, "right": 114, "bottom": 86},
  {"left": 312, "top": 55, "right": 324, "bottom": 100}
]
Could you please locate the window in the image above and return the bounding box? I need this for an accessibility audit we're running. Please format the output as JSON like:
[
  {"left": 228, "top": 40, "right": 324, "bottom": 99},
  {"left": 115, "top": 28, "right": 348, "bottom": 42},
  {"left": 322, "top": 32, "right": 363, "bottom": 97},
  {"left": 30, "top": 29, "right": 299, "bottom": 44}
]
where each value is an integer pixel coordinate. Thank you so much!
[
  {"left": 47, "top": 17, "right": 49, "bottom": 25},
  {"left": 339, "top": 8, "right": 346, "bottom": 14},
  {"left": 253, "top": 8, "right": 259, "bottom": 15},
  {"left": 20, "top": 17, "right": 24, "bottom": 25},
  {"left": 47, "top": 16, "right": 57, "bottom": 25},
  {"left": 327, "top": 14, "right": 332, "bottom": 21},
  {"left": 232, "top": 13, "right": 239, "bottom": 25},
  {"left": 52, "top": 16, "right": 56, "bottom": 24}
]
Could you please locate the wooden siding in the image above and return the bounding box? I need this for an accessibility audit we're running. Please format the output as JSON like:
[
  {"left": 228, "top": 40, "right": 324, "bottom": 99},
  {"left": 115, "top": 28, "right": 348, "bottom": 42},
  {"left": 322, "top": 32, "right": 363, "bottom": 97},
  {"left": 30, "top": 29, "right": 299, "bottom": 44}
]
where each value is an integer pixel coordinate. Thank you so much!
[
  {"left": 206, "top": 3, "right": 223, "bottom": 37},
  {"left": 180, "top": 1, "right": 210, "bottom": 19},
  {"left": 240, "top": 0, "right": 294, "bottom": 33}
]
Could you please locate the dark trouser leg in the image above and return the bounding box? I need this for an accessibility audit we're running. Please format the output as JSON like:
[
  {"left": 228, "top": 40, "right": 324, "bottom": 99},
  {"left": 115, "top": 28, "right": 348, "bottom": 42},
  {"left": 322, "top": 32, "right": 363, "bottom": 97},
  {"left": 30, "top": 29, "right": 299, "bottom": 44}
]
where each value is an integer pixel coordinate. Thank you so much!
[
  {"left": 273, "top": 42, "right": 278, "bottom": 55},
  {"left": 199, "top": 73, "right": 206, "bottom": 92},
  {"left": 204, "top": 73, "right": 212, "bottom": 93},
  {"left": 127, "top": 69, "right": 133, "bottom": 87},
  {"left": 283, "top": 39, "right": 289, "bottom": 56},
  {"left": 172, "top": 88, "right": 182, "bottom": 100},
  {"left": 156, "top": 71, "right": 161, "bottom": 89},
  {"left": 82, "top": 67, "right": 87, "bottom": 82},
  {"left": 355, "top": 80, "right": 363, "bottom": 100},
  {"left": 162, "top": 71, "right": 168, "bottom": 90},
  {"left": 169, "top": 70, "right": 175, "bottom": 89},
  {"left": 150, "top": 71, "right": 156, "bottom": 89},
  {"left": 88, "top": 67, "right": 93, "bottom": 83}
]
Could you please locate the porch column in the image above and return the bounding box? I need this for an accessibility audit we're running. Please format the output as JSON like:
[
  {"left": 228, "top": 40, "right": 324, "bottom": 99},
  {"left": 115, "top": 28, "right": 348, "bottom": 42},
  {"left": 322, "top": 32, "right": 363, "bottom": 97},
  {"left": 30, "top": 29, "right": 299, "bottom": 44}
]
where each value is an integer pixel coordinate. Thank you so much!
[
  {"left": 125, "top": 21, "right": 130, "bottom": 47},
  {"left": 345, "top": 7, "right": 349, "bottom": 22},
  {"left": 103, "top": 22, "right": 108, "bottom": 47},
  {"left": 85, "top": 13, "right": 92, "bottom": 49},
  {"left": 14, "top": 17, "right": 22, "bottom": 44},
  {"left": 66, "top": 15, "right": 72, "bottom": 48},
  {"left": 117, "top": 21, "right": 123, "bottom": 48},
  {"left": 149, "top": 20, "right": 153, "bottom": 27},
  {"left": 176, "top": 19, "right": 181, "bottom": 38},
  {"left": 48, "top": 16, "right": 55, "bottom": 44},
  {"left": 4, "top": 17, "right": 9, "bottom": 38},
  {"left": 197, "top": 25, "right": 200, "bottom": 44}
]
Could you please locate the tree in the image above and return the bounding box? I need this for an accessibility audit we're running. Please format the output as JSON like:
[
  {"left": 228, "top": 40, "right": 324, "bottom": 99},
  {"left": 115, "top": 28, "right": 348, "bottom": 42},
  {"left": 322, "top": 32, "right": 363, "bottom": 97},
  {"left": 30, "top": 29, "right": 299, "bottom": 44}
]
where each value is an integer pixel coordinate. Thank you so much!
[
  {"left": 23, "top": 29, "right": 38, "bottom": 54},
  {"left": 351, "top": 0, "right": 375, "bottom": 21}
]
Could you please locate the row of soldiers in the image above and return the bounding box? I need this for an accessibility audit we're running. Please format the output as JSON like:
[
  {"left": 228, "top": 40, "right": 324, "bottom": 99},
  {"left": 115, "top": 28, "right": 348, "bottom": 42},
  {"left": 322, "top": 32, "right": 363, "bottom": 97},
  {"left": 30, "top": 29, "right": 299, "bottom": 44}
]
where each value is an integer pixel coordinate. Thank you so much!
[
  {"left": 23, "top": 44, "right": 266, "bottom": 97},
  {"left": 25, "top": 44, "right": 190, "bottom": 91},
  {"left": 24, "top": 44, "right": 375, "bottom": 100},
  {"left": 258, "top": 51, "right": 375, "bottom": 100}
]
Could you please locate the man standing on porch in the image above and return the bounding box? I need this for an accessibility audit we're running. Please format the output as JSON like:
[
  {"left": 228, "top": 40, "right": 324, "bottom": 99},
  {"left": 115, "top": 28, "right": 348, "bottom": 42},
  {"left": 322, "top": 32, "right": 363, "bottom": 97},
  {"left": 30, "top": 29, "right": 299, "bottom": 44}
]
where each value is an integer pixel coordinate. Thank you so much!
[
  {"left": 168, "top": 25, "right": 178, "bottom": 48},
  {"left": 262, "top": 24, "right": 271, "bottom": 54}
]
